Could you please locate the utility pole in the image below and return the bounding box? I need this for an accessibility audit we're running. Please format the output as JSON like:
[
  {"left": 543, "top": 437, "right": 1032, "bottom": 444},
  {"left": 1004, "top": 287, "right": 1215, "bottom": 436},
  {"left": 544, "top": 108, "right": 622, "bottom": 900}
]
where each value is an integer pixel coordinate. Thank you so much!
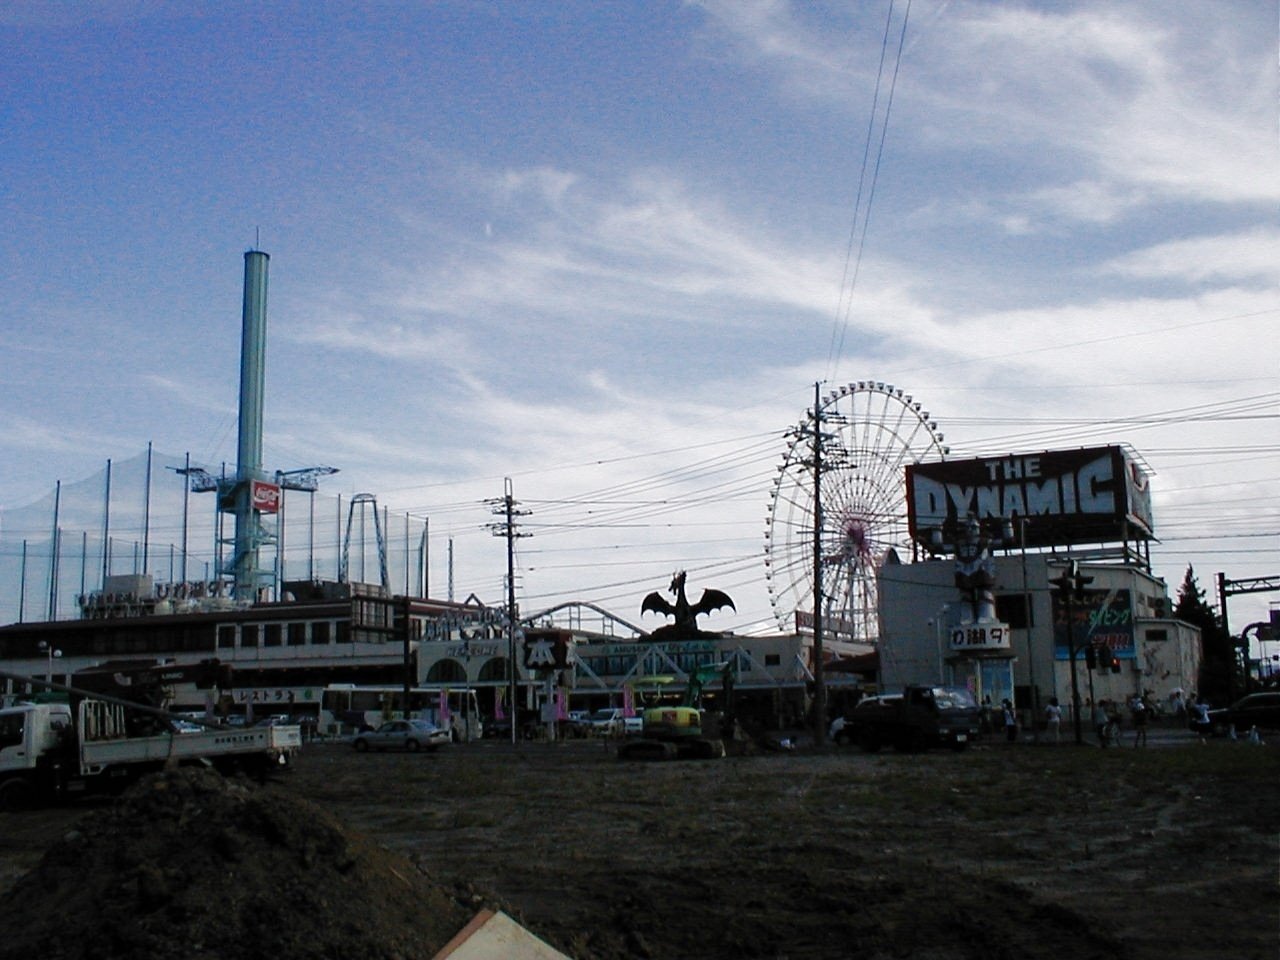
[
  {"left": 1018, "top": 516, "right": 1038, "bottom": 743},
  {"left": 810, "top": 382, "right": 827, "bottom": 745},
  {"left": 489, "top": 479, "right": 530, "bottom": 745}
]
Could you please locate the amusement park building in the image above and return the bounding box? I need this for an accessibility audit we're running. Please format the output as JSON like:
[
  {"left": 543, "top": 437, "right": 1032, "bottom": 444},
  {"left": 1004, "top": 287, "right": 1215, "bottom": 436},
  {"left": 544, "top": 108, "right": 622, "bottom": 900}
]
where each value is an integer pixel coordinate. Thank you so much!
[{"left": 0, "top": 575, "right": 856, "bottom": 734}]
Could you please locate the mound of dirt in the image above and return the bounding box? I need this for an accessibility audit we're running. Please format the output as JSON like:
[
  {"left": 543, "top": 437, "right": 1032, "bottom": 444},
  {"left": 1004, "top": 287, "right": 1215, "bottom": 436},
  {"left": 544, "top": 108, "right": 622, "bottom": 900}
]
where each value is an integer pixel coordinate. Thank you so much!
[{"left": 0, "top": 767, "right": 476, "bottom": 960}]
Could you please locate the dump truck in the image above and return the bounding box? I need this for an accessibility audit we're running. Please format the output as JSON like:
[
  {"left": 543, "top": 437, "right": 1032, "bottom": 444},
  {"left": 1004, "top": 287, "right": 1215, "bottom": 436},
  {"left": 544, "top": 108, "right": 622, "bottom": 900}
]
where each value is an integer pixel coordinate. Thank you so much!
[{"left": 0, "top": 666, "right": 300, "bottom": 808}]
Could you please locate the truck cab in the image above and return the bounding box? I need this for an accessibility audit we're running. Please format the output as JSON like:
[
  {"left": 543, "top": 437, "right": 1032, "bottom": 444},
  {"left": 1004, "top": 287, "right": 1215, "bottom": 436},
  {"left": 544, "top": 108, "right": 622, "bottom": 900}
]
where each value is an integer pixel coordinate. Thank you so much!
[
  {"left": 0, "top": 703, "right": 73, "bottom": 774},
  {"left": 845, "top": 685, "right": 980, "bottom": 752}
]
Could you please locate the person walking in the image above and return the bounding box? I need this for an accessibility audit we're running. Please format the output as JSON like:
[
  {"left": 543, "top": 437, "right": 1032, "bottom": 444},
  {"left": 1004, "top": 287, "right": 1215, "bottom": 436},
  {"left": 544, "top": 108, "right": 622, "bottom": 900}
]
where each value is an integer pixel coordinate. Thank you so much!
[
  {"left": 1002, "top": 699, "right": 1018, "bottom": 743},
  {"left": 1044, "top": 697, "right": 1062, "bottom": 744},
  {"left": 1131, "top": 693, "right": 1149, "bottom": 747},
  {"left": 1189, "top": 695, "right": 1212, "bottom": 741},
  {"left": 1092, "top": 699, "right": 1112, "bottom": 746}
]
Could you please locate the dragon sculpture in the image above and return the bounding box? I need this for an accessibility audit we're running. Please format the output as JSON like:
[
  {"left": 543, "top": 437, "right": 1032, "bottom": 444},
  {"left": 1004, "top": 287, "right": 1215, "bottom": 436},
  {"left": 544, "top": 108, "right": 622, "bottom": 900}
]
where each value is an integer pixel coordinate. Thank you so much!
[{"left": 640, "top": 571, "right": 735, "bottom": 641}]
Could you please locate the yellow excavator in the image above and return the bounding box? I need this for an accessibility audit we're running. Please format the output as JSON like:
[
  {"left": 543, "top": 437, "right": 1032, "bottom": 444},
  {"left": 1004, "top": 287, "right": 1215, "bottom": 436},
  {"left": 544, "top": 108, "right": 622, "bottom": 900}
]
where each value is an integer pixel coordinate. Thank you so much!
[{"left": 617, "top": 662, "right": 734, "bottom": 761}]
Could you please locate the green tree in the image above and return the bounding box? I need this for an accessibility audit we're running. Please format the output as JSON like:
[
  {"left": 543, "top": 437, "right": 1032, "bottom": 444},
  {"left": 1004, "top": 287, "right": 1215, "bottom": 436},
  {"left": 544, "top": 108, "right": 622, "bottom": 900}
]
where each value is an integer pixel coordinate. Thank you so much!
[{"left": 1175, "top": 565, "right": 1233, "bottom": 703}]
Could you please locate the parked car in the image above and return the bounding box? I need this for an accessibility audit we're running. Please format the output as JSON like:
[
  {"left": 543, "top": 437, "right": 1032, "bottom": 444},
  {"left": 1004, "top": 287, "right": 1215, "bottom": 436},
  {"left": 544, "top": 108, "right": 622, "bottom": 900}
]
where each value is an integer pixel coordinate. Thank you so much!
[
  {"left": 563, "top": 710, "right": 593, "bottom": 738},
  {"left": 838, "top": 687, "right": 980, "bottom": 752},
  {"left": 352, "top": 719, "right": 450, "bottom": 753},
  {"left": 484, "top": 709, "right": 538, "bottom": 740},
  {"left": 1206, "top": 692, "right": 1280, "bottom": 736},
  {"left": 586, "top": 708, "right": 627, "bottom": 735}
]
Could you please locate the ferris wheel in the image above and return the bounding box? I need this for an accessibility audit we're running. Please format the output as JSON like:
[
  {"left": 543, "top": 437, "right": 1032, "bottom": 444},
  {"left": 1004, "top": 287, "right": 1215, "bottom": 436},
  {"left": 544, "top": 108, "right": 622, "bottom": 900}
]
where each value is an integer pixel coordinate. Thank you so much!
[{"left": 764, "top": 381, "right": 948, "bottom": 643}]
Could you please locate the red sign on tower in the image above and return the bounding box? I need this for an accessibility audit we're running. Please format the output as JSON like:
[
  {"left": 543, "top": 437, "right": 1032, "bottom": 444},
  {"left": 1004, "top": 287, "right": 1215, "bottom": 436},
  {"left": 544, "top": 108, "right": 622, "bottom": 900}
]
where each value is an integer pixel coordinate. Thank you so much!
[{"left": 250, "top": 480, "right": 281, "bottom": 514}]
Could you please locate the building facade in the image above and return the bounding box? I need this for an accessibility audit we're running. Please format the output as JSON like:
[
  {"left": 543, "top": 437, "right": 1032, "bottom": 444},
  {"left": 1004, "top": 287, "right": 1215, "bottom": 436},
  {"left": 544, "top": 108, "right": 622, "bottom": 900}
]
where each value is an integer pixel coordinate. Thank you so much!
[{"left": 878, "top": 552, "right": 1201, "bottom": 725}]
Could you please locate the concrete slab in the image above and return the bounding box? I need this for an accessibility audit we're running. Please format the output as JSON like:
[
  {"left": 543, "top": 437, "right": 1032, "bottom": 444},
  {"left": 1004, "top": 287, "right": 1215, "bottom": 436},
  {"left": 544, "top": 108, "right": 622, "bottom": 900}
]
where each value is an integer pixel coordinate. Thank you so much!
[{"left": 432, "top": 908, "right": 573, "bottom": 960}]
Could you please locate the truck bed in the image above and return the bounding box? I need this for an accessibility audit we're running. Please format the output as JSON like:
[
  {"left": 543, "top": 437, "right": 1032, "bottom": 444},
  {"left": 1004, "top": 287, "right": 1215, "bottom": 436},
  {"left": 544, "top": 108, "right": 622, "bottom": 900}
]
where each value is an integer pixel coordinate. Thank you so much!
[{"left": 80, "top": 723, "right": 301, "bottom": 771}]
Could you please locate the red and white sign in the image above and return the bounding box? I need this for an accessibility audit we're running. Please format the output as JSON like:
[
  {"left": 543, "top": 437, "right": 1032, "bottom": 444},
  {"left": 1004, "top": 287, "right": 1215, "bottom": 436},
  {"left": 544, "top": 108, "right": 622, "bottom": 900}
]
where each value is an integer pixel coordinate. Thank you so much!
[{"left": 250, "top": 480, "right": 281, "bottom": 514}]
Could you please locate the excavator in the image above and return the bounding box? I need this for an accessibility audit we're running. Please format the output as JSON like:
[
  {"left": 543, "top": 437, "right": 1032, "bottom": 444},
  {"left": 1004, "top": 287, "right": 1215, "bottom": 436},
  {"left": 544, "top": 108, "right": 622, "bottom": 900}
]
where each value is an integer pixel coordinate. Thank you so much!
[{"left": 617, "top": 661, "right": 734, "bottom": 761}]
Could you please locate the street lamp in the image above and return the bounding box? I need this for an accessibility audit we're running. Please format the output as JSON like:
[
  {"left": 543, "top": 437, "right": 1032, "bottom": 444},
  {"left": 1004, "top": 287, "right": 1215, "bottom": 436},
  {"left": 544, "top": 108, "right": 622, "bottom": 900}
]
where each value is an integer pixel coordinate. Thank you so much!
[
  {"left": 37, "top": 640, "right": 62, "bottom": 683},
  {"left": 929, "top": 603, "right": 951, "bottom": 685}
]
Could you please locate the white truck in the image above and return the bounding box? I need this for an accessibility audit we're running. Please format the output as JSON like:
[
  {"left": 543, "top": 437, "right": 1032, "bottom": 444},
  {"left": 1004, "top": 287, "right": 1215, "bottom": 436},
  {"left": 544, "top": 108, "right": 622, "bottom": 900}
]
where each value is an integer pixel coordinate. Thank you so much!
[{"left": 0, "top": 674, "right": 301, "bottom": 809}]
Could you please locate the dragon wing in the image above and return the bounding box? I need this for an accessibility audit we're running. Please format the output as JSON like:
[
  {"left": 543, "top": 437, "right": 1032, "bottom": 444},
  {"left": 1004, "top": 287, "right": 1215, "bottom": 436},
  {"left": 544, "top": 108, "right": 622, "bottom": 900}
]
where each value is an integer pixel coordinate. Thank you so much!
[
  {"left": 692, "top": 589, "right": 735, "bottom": 617},
  {"left": 641, "top": 592, "right": 676, "bottom": 617}
]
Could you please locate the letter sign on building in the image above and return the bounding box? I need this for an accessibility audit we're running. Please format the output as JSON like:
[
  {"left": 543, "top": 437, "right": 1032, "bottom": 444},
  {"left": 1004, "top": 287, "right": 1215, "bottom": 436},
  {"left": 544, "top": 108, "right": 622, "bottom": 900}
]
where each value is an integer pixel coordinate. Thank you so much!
[
  {"left": 906, "top": 445, "right": 1153, "bottom": 551},
  {"left": 522, "top": 629, "right": 574, "bottom": 672},
  {"left": 949, "top": 622, "right": 1012, "bottom": 652}
]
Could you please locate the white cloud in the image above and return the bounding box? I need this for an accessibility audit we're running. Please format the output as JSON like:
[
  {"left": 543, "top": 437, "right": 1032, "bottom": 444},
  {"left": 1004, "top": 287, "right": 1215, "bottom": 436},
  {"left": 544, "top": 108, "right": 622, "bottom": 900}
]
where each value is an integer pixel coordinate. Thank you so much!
[{"left": 1104, "top": 228, "right": 1280, "bottom": 286}]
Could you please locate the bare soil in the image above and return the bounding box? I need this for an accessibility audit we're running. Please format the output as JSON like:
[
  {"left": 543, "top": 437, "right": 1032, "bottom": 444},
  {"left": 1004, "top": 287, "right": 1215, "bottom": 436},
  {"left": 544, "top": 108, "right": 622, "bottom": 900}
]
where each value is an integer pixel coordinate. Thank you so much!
[{"left": 1, "top": 731, "right": 1277, "bottom": 960}]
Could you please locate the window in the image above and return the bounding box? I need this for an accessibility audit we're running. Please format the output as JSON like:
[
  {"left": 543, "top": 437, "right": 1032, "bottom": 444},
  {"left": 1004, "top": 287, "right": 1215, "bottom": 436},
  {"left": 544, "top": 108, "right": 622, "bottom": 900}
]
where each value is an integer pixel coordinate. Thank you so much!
[
  {"left": 288, "top": 623, "right": 307, "bottom": 646},
  {"left": 0, "top": 712, "right": 24, "bottom": 750},
  {"left": 264, "top": 624, "right": 283, "bottom": 647},
  {"left": 427, "top": 659, "right": 466, "bottom": 683},
  {"left": 218, "top": 625, "right": 236, "bottom": 649},
  {"left": 1146, "top": 629, "right": 1168, "bottom": 642},
  {"left": 312, "top": 621, "right": 330, "bottom": 645},
  {"left": 241, "top": 624, "right": 259, "bottom": 649},
  {"left": 764, "top": 654, "right": 781, "bottom": 667}
]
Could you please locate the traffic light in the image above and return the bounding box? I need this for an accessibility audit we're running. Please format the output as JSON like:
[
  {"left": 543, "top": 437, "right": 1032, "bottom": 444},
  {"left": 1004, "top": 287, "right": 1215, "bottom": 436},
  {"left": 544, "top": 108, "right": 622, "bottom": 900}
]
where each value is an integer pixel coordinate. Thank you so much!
[
  {"left": 1068, "top": 560, "right": 1093, "bottom": 599},
  {"left": 1109, "top": 652, "right": 1121, "bottom": 674},
  {"left": 1051, "top": 560, "right": 1094, "bottom": 601},
  {"left": 1085, "top": 645, "right": 1098, "bottom": 670}
]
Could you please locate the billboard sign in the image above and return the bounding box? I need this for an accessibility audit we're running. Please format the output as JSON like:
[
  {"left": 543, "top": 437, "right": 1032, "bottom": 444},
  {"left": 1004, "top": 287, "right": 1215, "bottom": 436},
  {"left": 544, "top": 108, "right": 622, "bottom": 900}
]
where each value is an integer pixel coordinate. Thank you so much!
[
  {"left": 906, "top": 446, "right": 1153, "bottom": 550},
  {"left": 1052, "top": 588, "right": 1135, "bottom": 660},
  {"left": 795, "top": 609, "right": 862, "bottom": 642}
]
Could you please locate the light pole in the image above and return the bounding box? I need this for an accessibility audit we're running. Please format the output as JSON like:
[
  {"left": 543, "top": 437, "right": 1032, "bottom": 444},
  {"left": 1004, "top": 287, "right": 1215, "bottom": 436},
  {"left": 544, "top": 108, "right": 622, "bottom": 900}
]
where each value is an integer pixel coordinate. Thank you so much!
[
  {"left": 929, "top": 603, "right": 951, "bottom": 685},
  {"left": 37, "top": 641, "right": 61, "bottom": 683}
]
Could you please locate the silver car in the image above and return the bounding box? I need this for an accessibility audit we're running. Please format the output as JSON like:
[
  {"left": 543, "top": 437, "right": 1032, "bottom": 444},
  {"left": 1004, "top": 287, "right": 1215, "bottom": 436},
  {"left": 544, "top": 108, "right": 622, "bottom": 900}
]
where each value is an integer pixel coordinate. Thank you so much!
[{"left": 353, "top": 719, "right": 450, "bottom": 753}]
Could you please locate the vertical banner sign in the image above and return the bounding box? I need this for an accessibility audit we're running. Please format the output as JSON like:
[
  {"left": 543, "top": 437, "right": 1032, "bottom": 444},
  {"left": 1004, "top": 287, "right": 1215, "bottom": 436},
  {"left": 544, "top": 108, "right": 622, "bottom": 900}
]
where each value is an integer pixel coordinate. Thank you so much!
[{"left": 1053, "top": 589, "right": 1134, "bottom": 660}]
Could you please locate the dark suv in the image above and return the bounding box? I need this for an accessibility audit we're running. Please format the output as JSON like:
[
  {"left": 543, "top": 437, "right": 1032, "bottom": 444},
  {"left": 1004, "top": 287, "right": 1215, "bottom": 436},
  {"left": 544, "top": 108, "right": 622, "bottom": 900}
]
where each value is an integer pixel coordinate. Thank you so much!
[{"left": 1207, "top": 692, "right": 1280, "bottom": 736}]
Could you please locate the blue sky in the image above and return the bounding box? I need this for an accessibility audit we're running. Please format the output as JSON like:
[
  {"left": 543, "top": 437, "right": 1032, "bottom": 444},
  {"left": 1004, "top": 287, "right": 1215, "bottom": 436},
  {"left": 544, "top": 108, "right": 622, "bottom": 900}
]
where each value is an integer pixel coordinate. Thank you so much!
[{"left": 2, "top": 1, "right": 1277, "bottom": 641}]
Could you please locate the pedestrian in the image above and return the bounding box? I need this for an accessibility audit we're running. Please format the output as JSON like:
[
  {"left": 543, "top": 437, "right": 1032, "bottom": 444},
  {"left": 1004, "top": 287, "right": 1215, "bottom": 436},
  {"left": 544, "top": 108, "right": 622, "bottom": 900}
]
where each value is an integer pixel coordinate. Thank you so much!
[
  {"left": 1130, "top": 693, "right": 1148, "bottom": 747},
  {"left": 1002, "top": 699, "right": 1017, "bottom": 743},
  {"left": 1188, "top": 695, "right": 1211, "bottom": 740},
  {"left": 1092, "top": 699, "right": 1111, "bottom": 746},
  {"left": 1044, "top": 697, "right": 1062, "bottom": 744}
]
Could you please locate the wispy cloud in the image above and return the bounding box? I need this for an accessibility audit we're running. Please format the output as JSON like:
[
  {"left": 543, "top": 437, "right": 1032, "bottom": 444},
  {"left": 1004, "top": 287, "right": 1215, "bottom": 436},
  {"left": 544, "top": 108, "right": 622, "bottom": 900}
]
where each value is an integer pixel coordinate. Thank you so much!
[{"left": 1103, "top": 228, "right": 1280, "bottom": 286}]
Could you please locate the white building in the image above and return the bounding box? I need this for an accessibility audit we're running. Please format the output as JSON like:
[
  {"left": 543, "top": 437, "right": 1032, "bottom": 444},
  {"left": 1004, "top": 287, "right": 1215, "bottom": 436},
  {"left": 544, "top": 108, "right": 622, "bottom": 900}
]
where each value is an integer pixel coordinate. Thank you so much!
[{"left": 878, "top": 551, "right": 1201, "bottom": 725}]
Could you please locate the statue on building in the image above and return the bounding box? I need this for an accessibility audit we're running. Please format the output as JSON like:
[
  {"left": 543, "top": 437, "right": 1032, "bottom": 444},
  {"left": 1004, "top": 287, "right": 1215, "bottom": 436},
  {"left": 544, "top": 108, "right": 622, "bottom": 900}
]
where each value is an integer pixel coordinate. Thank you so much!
[
  {"left": 641, "top": 571, "right": 735, "bottom": 641},
  {"left": 954, "top": 515, "right": 998, "bottom": 623}
]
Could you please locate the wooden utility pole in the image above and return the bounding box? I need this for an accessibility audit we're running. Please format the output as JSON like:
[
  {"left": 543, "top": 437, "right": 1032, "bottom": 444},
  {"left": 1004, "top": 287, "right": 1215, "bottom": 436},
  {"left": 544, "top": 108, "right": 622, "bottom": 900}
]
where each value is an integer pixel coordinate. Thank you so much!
[
  {"left": 811, "top": 382, "right": 827, "bottom": 745},
  {"left": 489, "top": 479, "right": 530, "bottom": 745}
]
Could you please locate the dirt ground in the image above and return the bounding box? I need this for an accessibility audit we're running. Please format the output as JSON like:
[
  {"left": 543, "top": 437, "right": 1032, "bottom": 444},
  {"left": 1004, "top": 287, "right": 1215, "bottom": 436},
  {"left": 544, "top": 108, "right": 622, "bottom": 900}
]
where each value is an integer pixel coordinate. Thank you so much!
[{"left": 1, "top": 729, "right": 1277, "bottom": 960}]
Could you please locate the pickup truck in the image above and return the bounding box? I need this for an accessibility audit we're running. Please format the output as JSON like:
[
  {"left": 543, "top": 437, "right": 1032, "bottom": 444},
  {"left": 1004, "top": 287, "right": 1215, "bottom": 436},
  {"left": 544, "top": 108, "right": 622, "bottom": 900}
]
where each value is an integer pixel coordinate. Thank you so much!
[{"left": 833, "top": 686, "right": 981, "bottom": 752}]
